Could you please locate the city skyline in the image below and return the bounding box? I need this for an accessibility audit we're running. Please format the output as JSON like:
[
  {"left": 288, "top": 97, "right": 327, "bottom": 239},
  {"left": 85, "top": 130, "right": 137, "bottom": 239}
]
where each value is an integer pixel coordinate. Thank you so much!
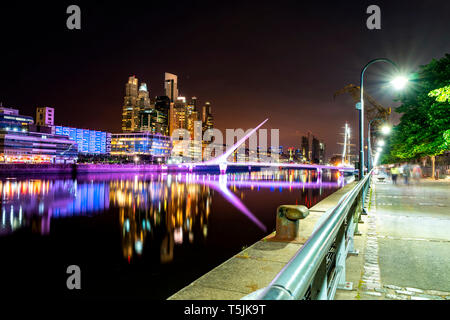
[{"left": 1, "top": 1, "right": 450, "bottom": 156}]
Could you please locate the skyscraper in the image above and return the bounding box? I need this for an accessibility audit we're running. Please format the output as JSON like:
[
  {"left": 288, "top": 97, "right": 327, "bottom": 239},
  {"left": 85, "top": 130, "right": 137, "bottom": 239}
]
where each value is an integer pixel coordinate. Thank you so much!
[
  {"left": 171, "top": 97, "right": 188, "bottom": 134},
  {"left": 135, "top": 82, "right": 151, "bottom": 132},
  {"left": 137, "top": 83, "right": 151, "bottom": 109},
  {"left": 311, "top": 135, "right": 325, "bottom": 164},
  {"left": 319, "top": 141, "right": 326, "bottom": 164},
  {"left": 202, "top": 102, "right": 214, "bottom": 132},
  {"left": 301, "top": 134, "right": 309, "bottom": 163},
  {"left": 311, "top": 135, "right": 320, "bottom": 164},
  {"left": 154, "top": 96, "right": 170, "bottom": 135},
  {"left": 122, "top": 76, "right": 139, "bottom": 132},
  {"left": 187, "top": 97, "right": 199, "bottom": 138},
  {"left": 189, "top": 97, "right": 198, "bottom": 110},
  {"left": 164, "top": 73, "right": 178, "bottom": 102}
]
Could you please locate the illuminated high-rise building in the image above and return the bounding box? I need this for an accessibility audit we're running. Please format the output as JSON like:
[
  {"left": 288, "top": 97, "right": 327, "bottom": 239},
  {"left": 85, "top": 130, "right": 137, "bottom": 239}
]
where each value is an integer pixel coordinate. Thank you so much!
[
  {"left": 170, "top": 97, "right": 188, "bottom": 135},
  {"left": 154, "top": 96, "right": 170, "bottom": 135},
  {"left": 122, "top": 76, "right": 139, "bottom": 132},
  {"left": 311, "top": 135, "right": 325, "bottom": 164},
  {"left": 301, "top": 134, "right": 309, "bottom": 163},
  {"left": 135, "top": 82, "right": 152, "bottom": 132},
  {"left": 137, "top": 83, "right": 151, "bottom": 110},
  {"left": 202, "top": 102, "right": 214, "bottom": 132},
  {"left": 187, "top": 97, "right": 199, "bottom": 138},
  {"left": 36, "top": 107, "right": 54, "bottom": 127},
  {"left": 164, "top": 73, "right": 178, "bottom": 102},
  {"left": 189, "top": 97, "right": 198, "bottom": 110}
]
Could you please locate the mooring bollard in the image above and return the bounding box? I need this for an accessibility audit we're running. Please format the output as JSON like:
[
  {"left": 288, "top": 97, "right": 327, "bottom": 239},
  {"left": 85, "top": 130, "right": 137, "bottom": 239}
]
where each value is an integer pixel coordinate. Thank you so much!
[{"left": 273, "top": 205, "right": 310, "bottom": 241}]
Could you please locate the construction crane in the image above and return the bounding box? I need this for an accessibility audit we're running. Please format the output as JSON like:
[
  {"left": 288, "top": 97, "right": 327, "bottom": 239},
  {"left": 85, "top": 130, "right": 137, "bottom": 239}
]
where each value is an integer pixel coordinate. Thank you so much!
[{"left": 333, "top": 84, "right": 391, "bottom": 122}]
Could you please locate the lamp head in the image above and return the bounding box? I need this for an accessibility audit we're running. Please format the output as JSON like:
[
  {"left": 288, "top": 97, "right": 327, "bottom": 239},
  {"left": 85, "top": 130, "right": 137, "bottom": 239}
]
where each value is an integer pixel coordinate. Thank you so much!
[
  {"left": 391, "top": 76, "right": 408, "bottom": 90},
  {"left": 381, "top": 125, "right": 391, "bottom": 135}
]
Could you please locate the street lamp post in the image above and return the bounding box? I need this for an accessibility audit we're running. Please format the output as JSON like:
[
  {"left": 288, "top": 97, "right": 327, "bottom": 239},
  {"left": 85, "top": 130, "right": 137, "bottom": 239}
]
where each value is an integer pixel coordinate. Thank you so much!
[{"left": 359, "top": 58, "right": 399, "bottom": 180}]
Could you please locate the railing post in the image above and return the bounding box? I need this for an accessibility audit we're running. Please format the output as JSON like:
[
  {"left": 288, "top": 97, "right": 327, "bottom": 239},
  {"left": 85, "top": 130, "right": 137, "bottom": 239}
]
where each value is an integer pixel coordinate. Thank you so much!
[
  {"left": 354, "top": 193, "right": 362, "bottom": 236},
  {"left": 310, "top": 259, "right": 328, "bottom": 300},
  {"left": 347, "top": 208, "right": 359, "bottom": 256},
  {"left": 335, "top": 222, "right": 352, "bottom": 292}
]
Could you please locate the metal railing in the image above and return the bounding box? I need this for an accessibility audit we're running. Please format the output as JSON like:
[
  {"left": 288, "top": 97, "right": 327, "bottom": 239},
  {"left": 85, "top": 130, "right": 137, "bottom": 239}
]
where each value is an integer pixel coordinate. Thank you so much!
[{"left": 256, "top": 170, "right": 373, "bottom": 300}]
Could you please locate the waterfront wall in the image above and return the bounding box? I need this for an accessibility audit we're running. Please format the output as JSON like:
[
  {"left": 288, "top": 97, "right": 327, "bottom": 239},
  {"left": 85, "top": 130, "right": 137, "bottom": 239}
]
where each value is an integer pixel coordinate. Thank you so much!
[
  {"left": 0, "top": 163, "right": 182, "bottom": 175},
  {"left": 0, "top": 163, "right": 257, "bottom": 175}
]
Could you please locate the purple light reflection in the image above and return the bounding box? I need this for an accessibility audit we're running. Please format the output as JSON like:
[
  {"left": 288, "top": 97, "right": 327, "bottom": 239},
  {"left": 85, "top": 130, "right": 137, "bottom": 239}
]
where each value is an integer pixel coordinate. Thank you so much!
[{"left": 169, "top": 172, "right": 349, "bottom": 232}]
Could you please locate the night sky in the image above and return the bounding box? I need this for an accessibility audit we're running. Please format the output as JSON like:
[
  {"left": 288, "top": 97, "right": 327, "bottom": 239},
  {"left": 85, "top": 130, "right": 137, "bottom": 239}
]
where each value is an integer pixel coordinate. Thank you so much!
[{"left": 1, "top": 0, "right": 449, "bottom": 157}]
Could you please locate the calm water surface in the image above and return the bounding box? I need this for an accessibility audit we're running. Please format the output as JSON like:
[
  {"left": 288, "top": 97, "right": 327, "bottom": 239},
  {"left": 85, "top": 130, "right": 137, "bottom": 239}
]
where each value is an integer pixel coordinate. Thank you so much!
[{"left": 0, "top": 169, "right": 350, "bottom": 299}]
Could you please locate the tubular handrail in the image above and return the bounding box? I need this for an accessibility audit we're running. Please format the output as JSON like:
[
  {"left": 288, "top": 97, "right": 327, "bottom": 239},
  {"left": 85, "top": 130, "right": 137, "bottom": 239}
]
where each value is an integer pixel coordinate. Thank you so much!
[{"left": 258, "top": 170, "right": 373, "bottom": 300}]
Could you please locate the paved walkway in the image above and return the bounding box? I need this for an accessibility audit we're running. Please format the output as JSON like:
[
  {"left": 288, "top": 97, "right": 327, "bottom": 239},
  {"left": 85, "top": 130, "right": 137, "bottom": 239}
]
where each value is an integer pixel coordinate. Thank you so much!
[{"left": 337, "top": 176, "right": 450, "bottom": 300}]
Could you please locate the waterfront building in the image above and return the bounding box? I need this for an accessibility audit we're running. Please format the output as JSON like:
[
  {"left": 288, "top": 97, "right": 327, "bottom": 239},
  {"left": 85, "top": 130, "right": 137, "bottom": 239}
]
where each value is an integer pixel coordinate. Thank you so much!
[
  {"left": 0, "top": 107, "right": 34, "bottom": 131},
  {"left": 36, "top": 107, "right": 55, "bottom": 127},
  {"left": 110, "top": 132, "right": 171, "bottom": 161},
  {"left": 0, "top": 107, "right": 77, "bottom": 163},
  {"left": 54, "top": 125, "right": 111, "bottom": 154},
  {"left": 0, "top": 130, "right": 77, "bottom": 163}
]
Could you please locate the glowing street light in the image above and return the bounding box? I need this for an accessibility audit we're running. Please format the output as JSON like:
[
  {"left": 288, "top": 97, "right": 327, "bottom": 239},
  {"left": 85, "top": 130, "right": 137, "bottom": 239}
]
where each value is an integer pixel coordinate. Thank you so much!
[
  {"left": 377, "top": 140, "right": 385, "bottom": 147},
  {"left": 391, "top": 76, "right": 409, "bottom": 90},
  {"left": 368, "top": 118, "right": 390, "bottom": 172},
  {"left": 381, "top": 125, "right": 391, "bottom": 135}
]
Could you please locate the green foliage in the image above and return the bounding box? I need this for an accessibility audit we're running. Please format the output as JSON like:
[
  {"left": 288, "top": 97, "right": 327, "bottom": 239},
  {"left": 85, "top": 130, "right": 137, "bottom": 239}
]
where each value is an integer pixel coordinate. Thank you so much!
[
  {"left": 429, "top": 85, "right": 450, "bottom": 102},
  {"left": 444, "top": 129, "right": 450, "bottom": 145},
  {"left": 382, "top": 54, "right": 450, "bottom": 163}
]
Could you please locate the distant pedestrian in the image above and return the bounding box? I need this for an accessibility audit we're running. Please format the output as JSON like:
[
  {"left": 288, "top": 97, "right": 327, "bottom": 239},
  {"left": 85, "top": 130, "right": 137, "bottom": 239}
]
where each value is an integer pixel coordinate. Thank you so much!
[
  {"left": 412, "top": 165, "right": 422, "bottom": 182},
  {"left": 391, "top": 166, "right": 399, "bottom": 184},
  {"left": 435, "top": 168, "right": 440, "bottom": 180},
  {"left": 402, "top": 163, "right": 411, "bottom": 185}
]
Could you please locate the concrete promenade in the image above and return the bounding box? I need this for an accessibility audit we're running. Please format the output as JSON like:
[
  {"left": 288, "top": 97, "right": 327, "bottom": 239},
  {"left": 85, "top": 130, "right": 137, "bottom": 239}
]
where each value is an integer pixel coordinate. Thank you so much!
[
  {"left": 168, "top": 181, "right": 357, "bottom": 300},
  {"left": 336, "top": 176, "right": 450, "bottom": 300}
]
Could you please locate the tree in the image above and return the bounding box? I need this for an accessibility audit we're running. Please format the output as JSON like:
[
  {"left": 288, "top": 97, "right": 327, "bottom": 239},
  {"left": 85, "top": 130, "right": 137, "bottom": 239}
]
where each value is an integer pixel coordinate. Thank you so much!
[
  {"left": 382, "top": 54, "right": 450, "bottom": 178},
  {"left": 429, "top": 84, "right": 450, "bottom": 103}
]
